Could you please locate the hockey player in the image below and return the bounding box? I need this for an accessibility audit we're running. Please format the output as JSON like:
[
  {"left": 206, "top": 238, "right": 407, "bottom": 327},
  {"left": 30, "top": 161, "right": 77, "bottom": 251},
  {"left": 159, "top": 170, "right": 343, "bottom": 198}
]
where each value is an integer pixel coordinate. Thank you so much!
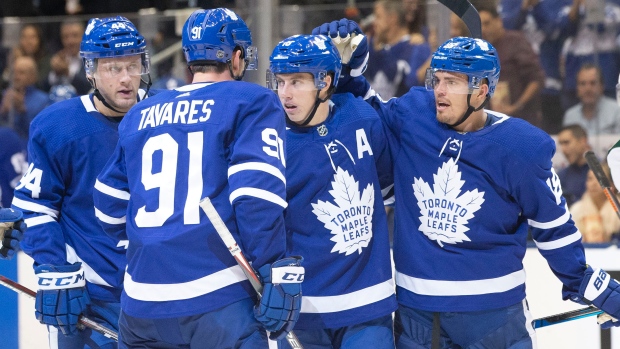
[
  {"left": 10, "top": 16, "right": 153, "bottom": 348},
  {"left": 315, "top": 20, "right": 620, "bottom": 348},
  {"left": 93, "top": 8, "right": 303, "bottom": 348},
  {"left": 268, "top": 34, "right": 397, "bottom": 348}
]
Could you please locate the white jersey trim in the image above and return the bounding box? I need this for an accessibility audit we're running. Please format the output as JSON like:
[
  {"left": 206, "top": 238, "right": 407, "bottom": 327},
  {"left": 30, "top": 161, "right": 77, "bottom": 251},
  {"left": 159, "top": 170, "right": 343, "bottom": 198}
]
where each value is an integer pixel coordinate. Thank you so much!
[
  {"left": 81, "top": 95, "right": 96, "bottom": 112},
  {"left": 94, "top": 207, "right": 126, "bottom": 225},
  {"left": 396, "top": 269, "right": 525, "bottom": 296},
  {"left": 12, "top": 197, "right": 59, "bottom": 218},
  {"left": 300, "top": 279, "right": 395, "bottom": 313},
  {"left": 66, "top": 244, "right": 112, "bottom": 287},
  {"left": 229, "top": 188, "right": 288, "bottom": 209},
  {"left": 95, "top": 179, "right": 130, "bottom": 200},
  {"left": 533, "top": 230, "right": 582, "bottom": 250},
  {"left": 24, "top": 214, "right": 55, "bottom": 227},
  {"left": 124, "top": 265, "right": 247, "bottom": 301},
  {"left": 528, "top": 205, "right": 570, "bottom": 229},
  {"left": 228, "top": 162, "right": 286, "bottom": 185}
]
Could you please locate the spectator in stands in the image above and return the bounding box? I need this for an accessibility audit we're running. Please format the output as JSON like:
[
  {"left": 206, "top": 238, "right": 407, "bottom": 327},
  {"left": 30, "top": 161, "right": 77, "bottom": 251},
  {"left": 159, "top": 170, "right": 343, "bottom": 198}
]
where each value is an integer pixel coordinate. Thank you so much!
[
  {"left": 475, "top": 1, "right": 545, "bottom": 128},
  {"left": 48, "top": 20, "right": 91, "bottom": 95},
  {"left": 557, "top": 124, "right": 591, "bottom": 207},
  {"left": 563, "top": 0, "right": 620, "bottom": 109},
  {"left": 365, "top": 0, "right": 430, "bottom": 99},
  {"left": 563, "top": 63, "right": 620, "bottom": 136},
  {"left": 2, "top": 24, "right": 52, "bottom": 91},
  {"left": 0, "top": 127, "right": 26, "bottom": 208},
  {"left": 0, "top": 56, "right": 49, "bottom": 140},
  {"left": 501, "top": 0, "right": 573, "bottom": 135},
  {"left": 570, "top": 161, "right": 620, "bottom": 243}
]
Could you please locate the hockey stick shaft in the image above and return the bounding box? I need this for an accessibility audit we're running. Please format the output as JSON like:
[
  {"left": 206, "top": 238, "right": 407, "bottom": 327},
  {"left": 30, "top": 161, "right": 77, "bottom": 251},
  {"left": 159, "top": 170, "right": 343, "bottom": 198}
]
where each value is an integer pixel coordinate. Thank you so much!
[
  {"left": 436, "top": 0, "right": 482, "bottom": 39},
  {"left": 584, "top": 151, "right": 620, "bottom": 220},
  {"left": 0, "top": 275, "right": 119, "bottom": 341},
  {"left": 532, "top": 305, "right": 603, "bottom": 328},
  {"left": 199, "top": 197, "right": 304, "bottom": 349}
]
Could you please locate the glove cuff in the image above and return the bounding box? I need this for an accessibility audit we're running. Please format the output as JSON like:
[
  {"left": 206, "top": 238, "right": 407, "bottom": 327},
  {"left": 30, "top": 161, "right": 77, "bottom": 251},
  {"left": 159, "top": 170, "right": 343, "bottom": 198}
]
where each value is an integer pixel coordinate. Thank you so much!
[{"left": 35, "top": 263, "right": 86, "bottom": 290}]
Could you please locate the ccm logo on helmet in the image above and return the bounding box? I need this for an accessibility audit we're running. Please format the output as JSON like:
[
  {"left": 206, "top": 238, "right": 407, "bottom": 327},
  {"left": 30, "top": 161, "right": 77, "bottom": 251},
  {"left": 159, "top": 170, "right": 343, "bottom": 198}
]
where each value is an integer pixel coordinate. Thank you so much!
[{"left": 115, "top": 42, "right": 135, "bottom": 48}]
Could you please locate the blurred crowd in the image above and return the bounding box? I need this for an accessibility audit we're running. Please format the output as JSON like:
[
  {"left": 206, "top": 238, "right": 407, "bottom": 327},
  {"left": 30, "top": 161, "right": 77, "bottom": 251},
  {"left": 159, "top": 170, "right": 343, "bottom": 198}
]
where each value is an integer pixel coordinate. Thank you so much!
[{"left": 3, "top": 0, "right": 620, "bottom": 243}]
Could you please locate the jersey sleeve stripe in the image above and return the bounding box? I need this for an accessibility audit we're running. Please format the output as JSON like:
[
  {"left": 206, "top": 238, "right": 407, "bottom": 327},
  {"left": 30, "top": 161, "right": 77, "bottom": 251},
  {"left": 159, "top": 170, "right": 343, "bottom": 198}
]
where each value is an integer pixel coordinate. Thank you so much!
[
  {"left": 533, "top": 230, "right": 582, "bottom": 250},
  {"left": 124, "top": 265, "right": 247, "bottom": 301},
  {"left": 11, "top": 197, "right": 59, "bottom": 218},
  {"left": 24, "top": 215, "right": 56, "bottom": 227},
  {"left": 228, "top": 162, "right": 286, "bottom": 185},
  {"left": 300, "top": 279, "right": 395, "bottom": 313},
  {"left": 527, "top": 205, "right": 570, "bottom": 229},
  {"left": 95, "top": 179, "right": 130, "bottom": 200},
  {"left": 229, "top": 188, "right": 288, "bottom": 208},
  {"left": 395, "top": 269, "right": 525, "bottom": 296},
  {"left": 94, "top": 207, "right": 126, "bottom": 225}
]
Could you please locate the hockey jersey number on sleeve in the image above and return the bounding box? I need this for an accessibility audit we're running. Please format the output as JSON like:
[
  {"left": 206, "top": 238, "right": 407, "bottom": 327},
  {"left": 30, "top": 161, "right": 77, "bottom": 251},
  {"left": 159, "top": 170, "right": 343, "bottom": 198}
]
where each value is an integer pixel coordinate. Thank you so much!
[
  {"left": 262, "top": 128, "right": 285, "bottom": 168},
  {"left": 15, "top": 163, "right": 43, "bottom": 199},
  {"left": 545, "top": 168, "right": 563, "bottom": 206}
]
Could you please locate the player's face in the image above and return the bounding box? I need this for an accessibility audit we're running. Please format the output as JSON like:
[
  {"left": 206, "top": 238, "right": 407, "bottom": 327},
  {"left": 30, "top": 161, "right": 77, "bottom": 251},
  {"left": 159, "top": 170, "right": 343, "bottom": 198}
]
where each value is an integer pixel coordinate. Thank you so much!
[
  {"left": 93, "top": 55, "right": 143, "bottom": 113},
  {"left": 433, "top": 71, "right": 472, "bottom": 124},
  {"left": 275, "top": 73, "right": 319, "bottom": 123}
]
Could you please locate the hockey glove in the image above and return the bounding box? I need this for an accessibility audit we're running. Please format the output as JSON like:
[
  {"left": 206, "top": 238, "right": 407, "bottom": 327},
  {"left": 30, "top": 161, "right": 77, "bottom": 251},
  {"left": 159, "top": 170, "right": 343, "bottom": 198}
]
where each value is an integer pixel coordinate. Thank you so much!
[
  {"left": 312, "top": 19, "right": 369, "bottom": 79},
  {"left": 35, "top": 262, "right": 90, "bottom": 336},
  {"left": 576, "top": 267, "right": 620, "bottom": 328},
  {"left": 254, "top": 256, "right": 304, "bottom": 340},
  {"left": 0, "top": 208, "right": 26, "bottom": 260}
]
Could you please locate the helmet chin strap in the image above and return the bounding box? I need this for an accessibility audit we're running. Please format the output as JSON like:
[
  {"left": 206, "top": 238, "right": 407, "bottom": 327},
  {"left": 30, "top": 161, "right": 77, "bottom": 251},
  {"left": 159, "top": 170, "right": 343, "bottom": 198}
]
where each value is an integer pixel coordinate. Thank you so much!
[
  {"left": 287, "top": 87, "right": 334, "bottom": 127},
  {"left": 447, "top": 94, "right": 490, "bottom": 128}
]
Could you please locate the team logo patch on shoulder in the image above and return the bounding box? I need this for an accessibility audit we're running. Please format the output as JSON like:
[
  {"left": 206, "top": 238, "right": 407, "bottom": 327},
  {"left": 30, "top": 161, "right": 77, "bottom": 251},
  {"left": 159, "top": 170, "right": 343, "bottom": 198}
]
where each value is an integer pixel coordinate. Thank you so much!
[
  {"left": 312, "top": 167, "right": 374, "bottom": 255},
  {"left": 413, "top": 158, "right": 485, "bottom": 247}
]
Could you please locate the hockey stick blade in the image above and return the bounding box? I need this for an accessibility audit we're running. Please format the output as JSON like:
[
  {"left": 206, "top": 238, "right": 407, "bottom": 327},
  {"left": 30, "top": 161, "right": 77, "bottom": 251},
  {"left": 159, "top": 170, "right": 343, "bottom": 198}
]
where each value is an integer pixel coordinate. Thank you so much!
[
  {"left": 532, "top": 305, "right": 603, "bottom": 329},
  {"left": 199, "top": 197, "right": 304, "bottom": 349},
  {"left": 436, "top": 0, "right": 482, "bottom": 39},
  {"left": 0, "top": 275, "right": 119, "bottom": 341},
  {"left": 584, "top": 150, "right": 620, "bottom": 220}
]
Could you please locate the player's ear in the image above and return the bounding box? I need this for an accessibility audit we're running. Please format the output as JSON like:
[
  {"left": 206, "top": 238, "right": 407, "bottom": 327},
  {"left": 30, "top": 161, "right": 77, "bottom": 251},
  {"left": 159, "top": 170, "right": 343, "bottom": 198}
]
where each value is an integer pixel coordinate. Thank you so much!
[{"left": 232, "top": 48, "right": 244, "bottom": 74}]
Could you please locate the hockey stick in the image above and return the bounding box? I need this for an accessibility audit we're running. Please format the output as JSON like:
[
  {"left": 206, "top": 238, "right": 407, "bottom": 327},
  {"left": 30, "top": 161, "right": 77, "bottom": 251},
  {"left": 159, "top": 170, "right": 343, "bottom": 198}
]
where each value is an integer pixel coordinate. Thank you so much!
[
  {"left": 199, "top": 197, "right": 304, "bottom": 349},
  {"left": 436, "top": 0, "right": 482, "bottom": 39},
  {"left": 584, "top": 150, "right": 620, "bottom": 220},
  {"left": 0, "top": 275, "right": 119, "bottom": 341},
  {"left": 532, "top": 305, "right": 603, "bottom": 329}
]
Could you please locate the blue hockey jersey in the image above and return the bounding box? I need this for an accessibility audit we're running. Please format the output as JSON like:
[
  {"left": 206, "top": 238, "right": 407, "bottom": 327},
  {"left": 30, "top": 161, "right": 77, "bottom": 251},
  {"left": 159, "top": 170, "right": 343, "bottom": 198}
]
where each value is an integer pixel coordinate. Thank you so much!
[
  {"left": 12, "top": 95, "right": 130, "bottom": 302},
  {"left": 360, "top": 86, "right": 587, "bottom": 312},
  {"left": 93, "top": 81, "right": 288, "bottom": 319},
  {"left": 285, "top": 93, "right": 397, "bottom": 329}
]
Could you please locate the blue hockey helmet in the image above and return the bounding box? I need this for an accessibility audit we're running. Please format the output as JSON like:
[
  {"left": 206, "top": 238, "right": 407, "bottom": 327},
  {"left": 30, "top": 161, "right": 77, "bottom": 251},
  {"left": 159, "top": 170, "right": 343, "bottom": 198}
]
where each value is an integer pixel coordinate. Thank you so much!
[
  {"left": 268, "top": 34, "right": 342, "bottom": 91},
  {"left": 426, "top": 37, "right": 500, "bottom": 97},
  {"left": 80, "top": 16, "right": 149, "bottom": 76},
  {"left": 182, "top": 8, "right": 257, "bottom": 70}
]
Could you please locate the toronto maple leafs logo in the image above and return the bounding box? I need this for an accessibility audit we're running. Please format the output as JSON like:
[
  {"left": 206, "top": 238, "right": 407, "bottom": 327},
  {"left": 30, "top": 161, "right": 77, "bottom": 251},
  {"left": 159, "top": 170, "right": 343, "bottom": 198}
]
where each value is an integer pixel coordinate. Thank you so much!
[
  {"left": 312, "top": 167, "right": 374, "bottom": 255},
  {"left": 412, "top": 158, "right": 485, "bottom": 247}
]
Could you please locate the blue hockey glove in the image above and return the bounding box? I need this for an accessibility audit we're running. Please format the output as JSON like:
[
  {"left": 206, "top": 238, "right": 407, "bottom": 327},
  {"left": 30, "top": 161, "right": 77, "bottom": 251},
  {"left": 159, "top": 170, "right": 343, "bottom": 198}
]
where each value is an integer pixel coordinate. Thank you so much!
[
  {"left": 254, "top": 257, "right": 304, "bottom": 340},
  {"left": 0, "top": 208, "right": 26, "bottom": 260},
  {"left": 577, "top": 267, "right": 620, "bottom": 328},
  {"left": 35, "top": 262, "right": 90, "bottom": 336},
  {"left": 312, "top": 19, "right": 369, "bottom": 79}
]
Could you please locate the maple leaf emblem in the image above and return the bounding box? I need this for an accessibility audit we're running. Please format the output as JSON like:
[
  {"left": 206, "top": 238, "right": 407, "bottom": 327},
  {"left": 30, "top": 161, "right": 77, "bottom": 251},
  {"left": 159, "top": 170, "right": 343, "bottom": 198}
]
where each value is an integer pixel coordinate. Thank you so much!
[
  {"left": 311, "top": 167, "right": 374, "bottom": 255},
  {"left": 412, "top": 158, "right": 485, "bottom": 247}
]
